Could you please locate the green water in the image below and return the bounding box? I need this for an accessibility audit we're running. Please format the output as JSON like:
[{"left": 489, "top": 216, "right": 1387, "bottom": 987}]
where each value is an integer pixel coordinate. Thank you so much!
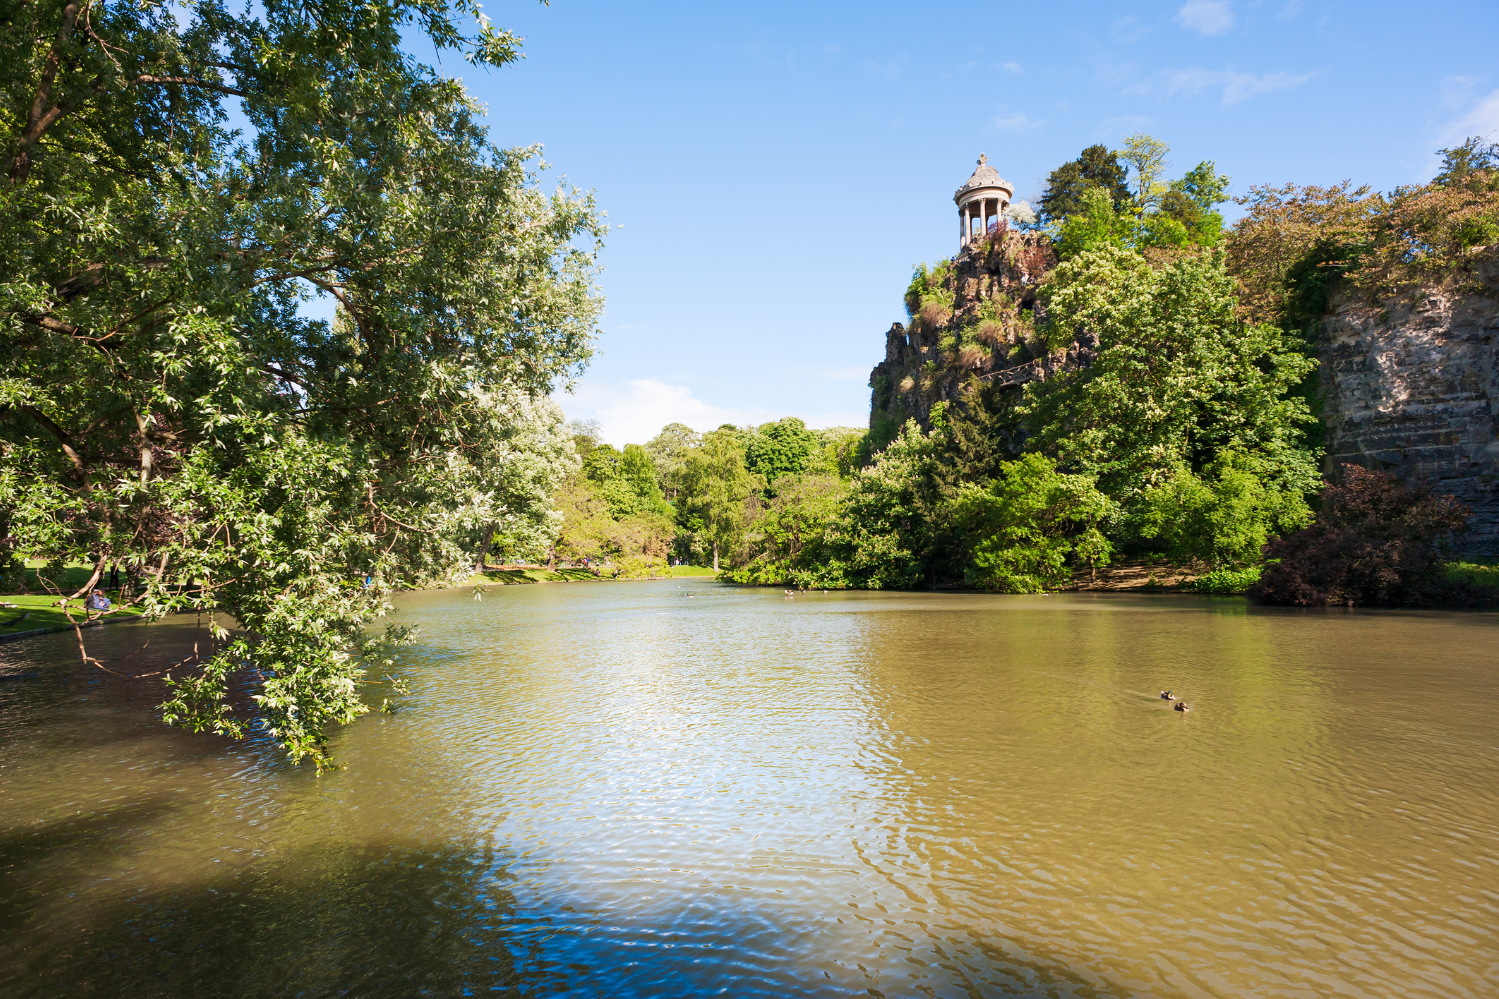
[{"left": 2, "top": 583, "right": 1496, "bottom": 997}]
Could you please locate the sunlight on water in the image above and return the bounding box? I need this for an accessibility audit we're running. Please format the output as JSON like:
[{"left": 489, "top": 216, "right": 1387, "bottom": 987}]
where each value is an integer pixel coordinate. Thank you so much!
[{"left": 2, "top": 583, "right": 1497, "bottom": 997}]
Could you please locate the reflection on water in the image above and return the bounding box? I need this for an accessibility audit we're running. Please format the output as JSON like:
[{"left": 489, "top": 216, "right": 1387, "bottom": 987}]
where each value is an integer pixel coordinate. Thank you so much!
[{"left": 2, "top": 584, "right": 1497, "bottom": 998}]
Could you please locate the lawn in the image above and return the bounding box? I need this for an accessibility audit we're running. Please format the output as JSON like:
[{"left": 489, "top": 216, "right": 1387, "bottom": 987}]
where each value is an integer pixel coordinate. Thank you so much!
[
  {"left": 0, "top": 593, "right": 142, "bottom": 639},
  {"left": 0, "top": 563, "right": 144, "bottom": 639}
]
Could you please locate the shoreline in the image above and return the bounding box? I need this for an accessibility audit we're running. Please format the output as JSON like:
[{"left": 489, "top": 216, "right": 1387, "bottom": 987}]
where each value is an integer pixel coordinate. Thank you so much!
[
  {"left": 462, "top": 565, "right": 720, "bottom": 588},
  {"left": 0, "top": 612, "right": 143, "bottom": 645}
]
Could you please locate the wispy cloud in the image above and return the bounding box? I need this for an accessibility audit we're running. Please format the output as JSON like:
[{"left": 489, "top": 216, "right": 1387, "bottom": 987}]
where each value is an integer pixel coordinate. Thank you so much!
[
  {"left": 1110, "top": 16, "right": 1151, "bottom": 45},
  {"left": 563, "top": 379, "right": 865, "bottom": 446},
  {"left": 1001, "top": 61, "right": 1023, "bottom": 74},
  {"left": 1438, "top": 87, "right": 1499, "bottom": 146},
  {"left": 1426, "top": 86, "right": 1499, "bottom": 178},
  {"left": 1440, "top": 75, "right": 1479, "bottom": 110},
  {"left": 864, "top": 55, "right": 909, "bottom": 80},
  {"left": 1177, "top": 0, "right": 1236, "bottom": 36},
  {"left": 1095, "top": 114, "right": 1152, "bottom": 138},
  {"left": 1125, "top": 67, "right": 1315, "bottom": 105},
  {"left": 1277, "top": 0, "right": 1303, "bottom": 18},
  {"left": 991, "top": 111, "right": 1044, "bottom": 131}
]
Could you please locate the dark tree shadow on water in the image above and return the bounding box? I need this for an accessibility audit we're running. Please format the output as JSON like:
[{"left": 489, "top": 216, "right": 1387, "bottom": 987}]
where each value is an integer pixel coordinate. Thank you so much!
[
  {"left": 1, "top": 819, "right": 1134, "bottom": 999},
  {"left": 0, "top": 836, "right": 573, "bottom": 999}
]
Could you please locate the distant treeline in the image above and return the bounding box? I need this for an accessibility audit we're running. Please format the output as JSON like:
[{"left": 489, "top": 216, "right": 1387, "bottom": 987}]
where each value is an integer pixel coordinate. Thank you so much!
[{"left": 548, "top": 419, "right": 866, "bottom": 574}]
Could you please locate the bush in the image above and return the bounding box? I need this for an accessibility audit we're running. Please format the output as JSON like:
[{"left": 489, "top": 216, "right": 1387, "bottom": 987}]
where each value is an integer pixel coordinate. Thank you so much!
[
  {"left": 1447, "top": 561, "right": 1499, "bottom": 591},
  {"left": 1188, "top": 565, "right": 1262, "bottom": 594},
  {"left": 1250, "top": 465, "right": 1473, "bottom": 606},
  {"left": 1137, "top": 452, "right": 1312, "bottom": 569}
]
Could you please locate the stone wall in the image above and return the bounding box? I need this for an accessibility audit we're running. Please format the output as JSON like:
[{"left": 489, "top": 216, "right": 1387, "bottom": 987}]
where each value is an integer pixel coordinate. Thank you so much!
[{"left": 1321, "top": 249, "right": 1499, "bottom": 556}]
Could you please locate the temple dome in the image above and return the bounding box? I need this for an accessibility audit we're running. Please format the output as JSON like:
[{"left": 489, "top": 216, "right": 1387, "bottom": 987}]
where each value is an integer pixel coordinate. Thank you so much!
[{"left": 953, "top": 153, "right": 1014, "bottom": 204}]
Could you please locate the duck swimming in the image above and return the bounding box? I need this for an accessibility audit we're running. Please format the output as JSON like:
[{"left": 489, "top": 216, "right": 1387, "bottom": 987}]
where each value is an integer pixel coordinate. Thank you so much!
[
  {"left": 1174, "top": 702, "right": 1189, "bottom": 712},
  {"left": 1160, "top": 690, "right": 1175, "bottom": 700}
]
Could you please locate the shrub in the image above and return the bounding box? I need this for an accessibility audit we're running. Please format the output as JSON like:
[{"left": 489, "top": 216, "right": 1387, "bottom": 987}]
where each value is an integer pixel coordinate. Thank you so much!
[
  {"left": 974, "top": 318, "right": 1006, "bottom": 346},
  {"left": 919, "top": 299, "right": 950, "bottom": 331},
  {"left": 1188, "top": 565, "right": 1262, "bottom": 594},
  {"left": 1250, "top": 465, "right": 1472, "bottom": 606},
  {"left": 957, "top": 345, "right": 989, "bottom": 370}
]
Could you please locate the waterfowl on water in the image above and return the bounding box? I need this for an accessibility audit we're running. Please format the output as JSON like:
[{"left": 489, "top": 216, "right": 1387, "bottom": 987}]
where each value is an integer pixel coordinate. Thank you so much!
[
  {"left": 1160, "top": 690, "right": 1175, "bottom": 700},
  {"left": 1174, "top": 702, "right": 1189, "bottom": 712}
]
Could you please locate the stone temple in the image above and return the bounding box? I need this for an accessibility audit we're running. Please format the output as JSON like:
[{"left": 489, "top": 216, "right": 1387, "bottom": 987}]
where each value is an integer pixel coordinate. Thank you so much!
[{"left": 954, "top": 154, "right": 1013, "bottom": 249}]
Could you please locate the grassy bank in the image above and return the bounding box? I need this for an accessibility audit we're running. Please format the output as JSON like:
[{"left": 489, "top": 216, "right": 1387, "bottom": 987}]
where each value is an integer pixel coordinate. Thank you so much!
[
  {"left": 0, "top": 593, "right": 143, "bottom": 640},
  {"left": 469, "top": 564, "right": 718, "bottom": 586}
]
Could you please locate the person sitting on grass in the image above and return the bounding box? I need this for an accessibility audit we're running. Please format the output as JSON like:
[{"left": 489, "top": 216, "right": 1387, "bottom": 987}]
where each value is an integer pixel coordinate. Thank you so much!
[{"left": 86, "top": 589, "right": 111, "bottom": 612}]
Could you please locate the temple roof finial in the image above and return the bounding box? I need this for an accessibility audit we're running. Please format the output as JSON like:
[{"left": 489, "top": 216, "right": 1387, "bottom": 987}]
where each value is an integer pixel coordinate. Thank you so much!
[{"left": 978, "top": 153, "right": 988, "bottom": 165}]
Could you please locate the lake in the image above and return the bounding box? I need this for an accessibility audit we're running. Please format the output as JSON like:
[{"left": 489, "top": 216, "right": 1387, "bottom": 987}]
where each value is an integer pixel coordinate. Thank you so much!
[{"left": 2, "top": 582, "right": 1496, "bottom": 998}]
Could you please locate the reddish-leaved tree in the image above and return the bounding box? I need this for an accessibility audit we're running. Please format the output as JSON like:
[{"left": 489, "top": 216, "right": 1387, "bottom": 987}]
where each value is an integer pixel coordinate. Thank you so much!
[{"left": 1251, "top": 465, "right": 1472, "bottom": 606}]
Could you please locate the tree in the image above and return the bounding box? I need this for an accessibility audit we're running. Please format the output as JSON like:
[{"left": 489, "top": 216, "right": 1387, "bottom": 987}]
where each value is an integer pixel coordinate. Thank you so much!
[
  {"left": 598, "top": 443, "right": 672, "bottom": 519},
  {"left": 464, "top": 389, "right": 579, "bottom": 570},
  {"left": 949, "top": 454, "right": 1115, "bottom": 592},
  {"left": 680, "top": 429, "right": 755, "bottom": 570},
  {"left": 826, "top": 420, "right": 945, "bottom": 589},
  {"left": 1252, "top": 466, "right": 1471, "bottom": 606},
  {"left": 1227, "top": 139, "right": 1499, "bottom": 328},
  {"left": 645, "top": 422, "right": 700, "bottom": 500},
  {"left": 1118, "top": 133, "right": 1171, "bottom": 209},
  {"left": 1055, "top": 165, "right": 1229, "bottom": 261},
  {"left": 1136, "top": 452, "right": 1311, "bottom": 569},
  {"left": 1159, "top": 161, "right": 1232, "bottom": 246},
  {"left": 1024, "top": 245, "right": 1320, "bottom": 509},
  {"left": 814, "top": 427, "right": 868, "bottom": 478},
  {"left": 724, "top": 474, "right": 848, "bottom": 586},
  {"left": 745, "top": 417, "right": 819, "bottom": 486},
  {"left": 1054, "top": 187, "right": 1135, "bottom": 260},
  {"left": 1038, "top": 144, "right": 1132, "bottom": 224},
  {"left": 0, "top": 0, "right": 603, "bottom": 767},
  {"left": 1432, "top": 136, "right": 1499, "bottom": 189}
]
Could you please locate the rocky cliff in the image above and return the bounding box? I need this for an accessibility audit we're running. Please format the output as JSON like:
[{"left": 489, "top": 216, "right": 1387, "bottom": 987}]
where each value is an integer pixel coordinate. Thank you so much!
[
  {"left": 1320, "top": 249, "right": 1499, "bottom": 556},
  {"left": 868, "top": 236, "right": 1499, "bottom": 555},
  {"left": 866, "top": 230, "right": 1063, "bottom": 440}
]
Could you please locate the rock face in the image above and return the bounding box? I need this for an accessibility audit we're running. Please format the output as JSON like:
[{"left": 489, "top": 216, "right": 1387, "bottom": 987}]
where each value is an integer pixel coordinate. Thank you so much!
[
  {"left": 867, "top": 230, "right": 1060, "bottom": 434},
  {"left": 1321, "top": 250, "right": 1499, "bottom": 556}
]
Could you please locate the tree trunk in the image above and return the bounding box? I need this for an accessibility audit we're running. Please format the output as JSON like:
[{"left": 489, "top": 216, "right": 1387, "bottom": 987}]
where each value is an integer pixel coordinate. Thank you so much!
[
  {"left": 475, "top": 525, "right": 495, "bottom": 571},
  {"left": 712, "top": 541, "right": 719, "bottom": 572},
  {"left": 545, "top": 543, "right": 556, "bottom": 570}
]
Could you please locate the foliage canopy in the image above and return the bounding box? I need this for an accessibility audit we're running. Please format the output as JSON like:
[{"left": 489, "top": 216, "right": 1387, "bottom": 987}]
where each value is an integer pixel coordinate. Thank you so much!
[{"left": 0, "top": 0, "right": 603, "bottom": 765}]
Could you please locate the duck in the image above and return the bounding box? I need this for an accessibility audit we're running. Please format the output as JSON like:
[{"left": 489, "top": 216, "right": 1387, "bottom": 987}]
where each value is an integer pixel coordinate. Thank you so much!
[
  {"left": 1160, "top": 690, "right": 1175, "bottom": 700},
  {"left": 1174, "top": 702, "right": 1189, "bottom": 712}
]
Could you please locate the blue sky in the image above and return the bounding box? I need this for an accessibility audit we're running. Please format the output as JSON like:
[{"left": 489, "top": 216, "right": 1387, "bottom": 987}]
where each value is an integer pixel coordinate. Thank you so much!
[{"left": 447, "top": 0, "right": 1499, "bottom": 444}]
